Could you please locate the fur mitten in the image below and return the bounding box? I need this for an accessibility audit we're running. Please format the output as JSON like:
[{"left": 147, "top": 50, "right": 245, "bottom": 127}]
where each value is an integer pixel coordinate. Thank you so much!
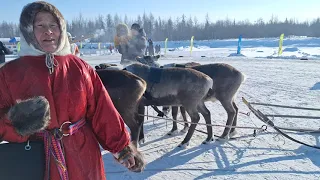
[
  {"left": 113, "top": 142, "right": 145, "bottom": 172},
  {"left": 7, "top": 96, "right": 51, "bottom": 136}
]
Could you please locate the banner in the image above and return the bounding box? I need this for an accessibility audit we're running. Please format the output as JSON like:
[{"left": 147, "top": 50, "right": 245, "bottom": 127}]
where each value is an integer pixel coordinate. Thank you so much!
[
  {"left": 278, "top": 33, "right": 284, "bottom": 55},
  {"left": 237, "top": 35, "right": 242, "bottom": 54},
  {"left": 190, "top": 36, "right": 194, "bottom": 56},
  {"left": 164, "top": 38, "right": 168, "bottom": 55}
]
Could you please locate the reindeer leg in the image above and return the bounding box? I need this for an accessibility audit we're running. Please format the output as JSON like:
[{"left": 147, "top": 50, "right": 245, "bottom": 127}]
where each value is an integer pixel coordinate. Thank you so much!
[
  {"left": 229, "top": 101, "right": 238, "bottom": 137},
  {"left": 137, "top": 104, "right": 145, "bottom": 145},
  {"left": 167, "top": 106, "right": 179, "bottom": 135},
  {"left": 179, "top": 107, "right": 200, "bottom": 148},
  {"left": 197, "top": 102, "right": 214, "bottom": 144},
  {"left": 180, "top": 106, "right": 189, "bottom": 133},
  {"left": 218, "top": 98, "right": 236, "bottom": 142},
  {"left": 125, "top": 115, "right": 141, "bottom": 148}
]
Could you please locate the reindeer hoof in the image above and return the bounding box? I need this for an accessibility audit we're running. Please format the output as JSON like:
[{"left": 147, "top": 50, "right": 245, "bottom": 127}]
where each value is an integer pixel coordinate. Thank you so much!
[
  {"left": 138, "top": 138, "right": 145, "bottom": 146},
  {"left": 217, "top": 135, "right": 230, "bottom": 143},
  {"left": 178, "top": 142, "right": 189, "bottom": 149},
  {"left": 163, "top": 109, "right": 171, "bottom": 116},
  {"left": 180, "top": 127, "right": 189, "bottom": 133},
  {"left": 167, "top": 129, "right": 178, "bottom": 136},
  {"left": 202, "top": 138, "right": 215, "bottom": 144},
  {"left": 229, "top": 130, "right": 237, "bottom": 138}
]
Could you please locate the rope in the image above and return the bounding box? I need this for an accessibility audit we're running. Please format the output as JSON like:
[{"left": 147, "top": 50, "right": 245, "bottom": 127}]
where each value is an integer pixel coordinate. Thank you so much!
[
  {"left": 242, "top": 97, "right": 320, "bottom": 150},
  {"left": 250, "top": 102, "right": 320, "bottom": 111},
  {"left": 137, "top": 114, "right": 264, "bottom": 130},
  {"left": 45, "top": 53, "right": 58, "bottom": 74}
]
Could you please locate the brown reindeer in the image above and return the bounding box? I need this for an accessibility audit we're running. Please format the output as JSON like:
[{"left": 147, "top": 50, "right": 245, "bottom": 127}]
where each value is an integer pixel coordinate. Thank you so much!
[
  {"left": 124, "top": 63, "right": 214, "bottom": 148},
  {"left": 162, "top": 63, "right": 245, "bottom": 141},
  {"left": 95, "top": 66, "right": 146, "bottom": 147}
]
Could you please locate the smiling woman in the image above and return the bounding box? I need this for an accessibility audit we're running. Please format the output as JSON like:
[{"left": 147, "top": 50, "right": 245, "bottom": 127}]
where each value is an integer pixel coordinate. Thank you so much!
[{"left": 0, "top": 1, "right": 144, "bottom": 180}]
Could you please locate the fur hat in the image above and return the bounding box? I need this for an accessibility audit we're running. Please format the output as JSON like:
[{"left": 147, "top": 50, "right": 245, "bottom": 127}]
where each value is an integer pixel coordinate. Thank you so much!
[
  {"left": 131, "top": 23, "right": 140, "bottom": 31},
  {"left": 116, "top": 23, "right": 129, "bottom": 37},
  {"left": 8, "top": 96, "right": 51, "bottom": 136},
  {"left": 18, "top": 1, "right": 71, "bottom": 57}
]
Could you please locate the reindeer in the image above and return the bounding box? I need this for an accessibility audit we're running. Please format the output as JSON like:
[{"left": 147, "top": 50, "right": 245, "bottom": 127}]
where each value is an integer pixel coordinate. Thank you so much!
[
  {"left": 95, "top": 66, "right": 146, "bottom": 147},
  {"left": 161, "top": 63, "right": 245, "bottom": 141},
  {"left": 124, "top": 63, "right": 214, "bottom": 148}
]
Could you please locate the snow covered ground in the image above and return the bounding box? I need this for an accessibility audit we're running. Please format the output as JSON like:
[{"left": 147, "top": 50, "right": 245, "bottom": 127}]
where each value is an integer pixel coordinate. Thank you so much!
[{"left": 81, "top": 54, "right": 320, "bottom": 180}]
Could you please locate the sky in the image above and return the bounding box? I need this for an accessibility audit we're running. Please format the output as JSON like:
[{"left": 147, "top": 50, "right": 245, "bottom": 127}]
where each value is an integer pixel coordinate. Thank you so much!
[{"left": 1, "top": 0, "right": 320, "bottom": 24}]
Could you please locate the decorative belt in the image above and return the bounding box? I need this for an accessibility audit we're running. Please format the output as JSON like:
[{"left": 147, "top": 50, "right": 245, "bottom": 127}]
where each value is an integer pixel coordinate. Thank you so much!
[{"left": 36, "top": 119, "right": 86, "bottom": 180}]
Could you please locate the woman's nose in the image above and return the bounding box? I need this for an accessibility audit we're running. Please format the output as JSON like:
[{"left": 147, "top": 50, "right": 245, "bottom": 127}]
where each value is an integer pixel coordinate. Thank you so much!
[
  {"left": 43, "top": 26, "right": 53, "bottom": 35},
  {"left": 45, "top": 29, "right": 53, "bottom": 35}
]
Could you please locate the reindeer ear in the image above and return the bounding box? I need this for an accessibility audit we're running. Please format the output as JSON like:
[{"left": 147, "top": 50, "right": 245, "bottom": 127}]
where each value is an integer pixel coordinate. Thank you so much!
[{"left": 156, "top": 55, "right": 160, "bottom": 59}]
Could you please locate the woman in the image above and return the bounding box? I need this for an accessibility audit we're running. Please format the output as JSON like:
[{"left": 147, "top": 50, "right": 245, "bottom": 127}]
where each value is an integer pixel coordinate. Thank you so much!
[
  {"left": 114, "top": 23, "right": 131, "bottom": 64},
  {"left": 0, "top": 1, "right": 144, "bottom": 180}
]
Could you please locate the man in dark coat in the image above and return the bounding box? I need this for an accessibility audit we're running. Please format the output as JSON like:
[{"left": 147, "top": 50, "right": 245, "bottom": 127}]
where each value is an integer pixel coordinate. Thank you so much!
[
  {"left": 127, "top": 23, "right": 147, "bottom": 59},
  {"left": 147, "top": 39, "right": 154, "bottom": 56}
]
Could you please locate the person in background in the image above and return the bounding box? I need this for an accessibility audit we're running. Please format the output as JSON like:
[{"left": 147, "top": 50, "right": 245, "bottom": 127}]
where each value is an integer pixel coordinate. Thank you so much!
[
  {"left": 114, "top": 23, "right": 131, "bottom": 64},
  {"left": 0, "top": 41, "right": 12, "bottom": 63},
  {"left": 0, "top": 1, "right": 144, "bottom": 180},
  {"left": 127, "top": 23, "right": 147, "bottom": 60},
  {"left": 148, "top": 39, "right": 154, "bottom": 56},
  {"left": 67, "top": 32, "right": 80, "bottom": 57},
  {"left": 156, "top": 44, "right": 161, "bottom": 54},
  {"left": 145, "top": 45, "right": 148, "bottom": 55},
  {"left": 109, "top": 44, "right": 113, "bottom": 53}
]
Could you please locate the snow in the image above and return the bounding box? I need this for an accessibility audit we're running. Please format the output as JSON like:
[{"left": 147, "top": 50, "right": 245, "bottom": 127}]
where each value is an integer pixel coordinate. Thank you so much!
[
  {"left": 3, "top": 37, "right": 320, "bottom": 179},
  {"left": 81, "top": 53, "right": 320, "bottom": 180}
]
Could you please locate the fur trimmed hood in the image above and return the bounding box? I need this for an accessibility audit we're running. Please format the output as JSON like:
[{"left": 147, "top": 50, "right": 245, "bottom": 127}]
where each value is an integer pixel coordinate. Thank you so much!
[
  {"left": 18, "top": 1, "right": 71, "bottom": 57},
  {"left": 116, "top": 23, "right": 130, "bottom": 37}
]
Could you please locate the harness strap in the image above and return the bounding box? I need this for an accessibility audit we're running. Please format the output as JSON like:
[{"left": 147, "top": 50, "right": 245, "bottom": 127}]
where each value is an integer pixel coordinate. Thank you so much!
[{"left": 36, "top": 118, "right": 86, "bottom": 180}]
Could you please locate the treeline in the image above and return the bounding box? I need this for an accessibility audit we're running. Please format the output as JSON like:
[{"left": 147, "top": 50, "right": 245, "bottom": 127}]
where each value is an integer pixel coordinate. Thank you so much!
[{"left": 1, "top": 13, "right": 320, "bottom": 42}]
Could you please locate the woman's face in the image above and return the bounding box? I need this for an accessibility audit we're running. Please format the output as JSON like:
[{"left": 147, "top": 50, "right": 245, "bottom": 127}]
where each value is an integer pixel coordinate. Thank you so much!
[{"left": 33, "top": 11, "right": 61, "bottom": 53}]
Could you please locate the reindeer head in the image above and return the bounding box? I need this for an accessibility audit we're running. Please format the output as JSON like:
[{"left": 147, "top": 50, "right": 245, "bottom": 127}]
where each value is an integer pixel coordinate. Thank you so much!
[
  {"left": 95, "top": 63, "right": 120, "bottom": 70},
  {"left": 135, "top": 55, "right": 160, "bottom": 68}
]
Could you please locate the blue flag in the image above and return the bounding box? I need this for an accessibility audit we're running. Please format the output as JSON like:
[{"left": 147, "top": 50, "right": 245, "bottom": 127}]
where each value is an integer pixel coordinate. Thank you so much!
[{"left": 237, "top": 35, "right": 242, "bottom": 54}]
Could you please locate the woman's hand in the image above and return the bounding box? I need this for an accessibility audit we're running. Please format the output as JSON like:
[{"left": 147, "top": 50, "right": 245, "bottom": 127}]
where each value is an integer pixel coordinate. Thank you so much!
[{"left": 113, "top": 143, "right": 145, "bottom": 172}]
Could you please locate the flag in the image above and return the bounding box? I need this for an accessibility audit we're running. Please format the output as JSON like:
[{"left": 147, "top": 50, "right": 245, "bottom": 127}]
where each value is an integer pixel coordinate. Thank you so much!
[{"left": 278, "top": 33, "right": 284, "bottom": 55}]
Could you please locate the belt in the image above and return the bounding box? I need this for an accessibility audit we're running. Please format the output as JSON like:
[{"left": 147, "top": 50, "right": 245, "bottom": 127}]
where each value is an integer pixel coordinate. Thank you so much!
[{"left": 36, "top": 118, "right": 86, "bottom": 180}]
